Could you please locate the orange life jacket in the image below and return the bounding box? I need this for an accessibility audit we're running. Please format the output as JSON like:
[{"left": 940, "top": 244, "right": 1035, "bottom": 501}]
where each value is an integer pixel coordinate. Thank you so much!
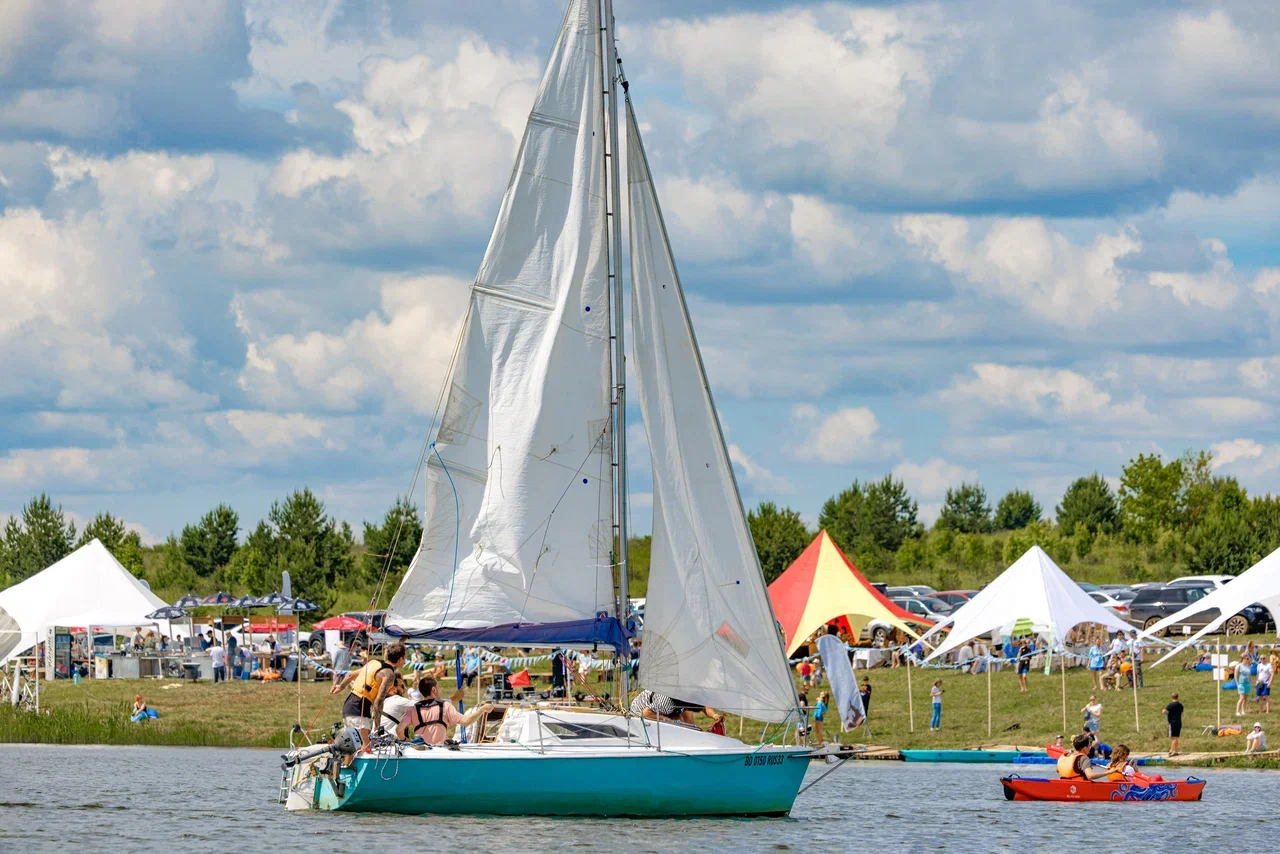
[{"left": 1056, "top": 752, "right": 1086, "bottom": 780}]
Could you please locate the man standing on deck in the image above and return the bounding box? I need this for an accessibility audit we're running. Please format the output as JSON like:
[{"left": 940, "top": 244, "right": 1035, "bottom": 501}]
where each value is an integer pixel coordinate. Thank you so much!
[{"left": 331, "top": 641, "right": 406, "bottom": 751}]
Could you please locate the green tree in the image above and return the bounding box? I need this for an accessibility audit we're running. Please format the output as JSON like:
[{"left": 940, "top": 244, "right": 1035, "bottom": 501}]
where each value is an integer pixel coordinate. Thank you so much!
[
  {"left": 1184, "top": 478, "right": 1256, "bottom": 576},
  {"left": 993, "top": 489, "right": 1042, "bottom": 530},
  {"left": 153, "top": 535, "right": 197, "bottom": 592},
  {"left": 223, "top": 544, "right": 270, "bottom": 594},
  {"left": 359, "top": 496, "right": 423, "bottom": 590},
  {"left": 936, "top": 482, "right": 992, "bottom": 534},
  {"left": 818, "top": 475, "right": 921, "bottom": 555},
  {"left": 0, "top": 494, "right": 77, "bottom": 584},
  {"left": 262, "top": 488, "right": 355, "bottom": 605},
  {"left": 747, "top": 501, "right": 812, "bottom": 584},
  {"left": 180, "top": 504, "right": 240, "bottom": 577},
  {"left": 1055, "top": 474, "right": 1119, "bottom": 536},
  {"left": 77, "top": 512, "right": 145, "bottom": 577},
  {"left": 1119, "top": 454, "right": 1184, "bottom": 543}
]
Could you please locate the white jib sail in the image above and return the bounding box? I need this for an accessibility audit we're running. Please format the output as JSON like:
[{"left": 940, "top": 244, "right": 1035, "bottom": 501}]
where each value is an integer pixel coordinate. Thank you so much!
[
  {"left": 627, "top": 102, "right": 798, "bottom": 722},
  {"left": 388, "top": 0, "right": 614, "bottom": 629}
]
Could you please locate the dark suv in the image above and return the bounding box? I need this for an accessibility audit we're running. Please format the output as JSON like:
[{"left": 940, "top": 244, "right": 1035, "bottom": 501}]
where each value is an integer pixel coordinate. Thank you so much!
[{"left": 1126, "top": 585, "right": 1273, "bottom": 637}]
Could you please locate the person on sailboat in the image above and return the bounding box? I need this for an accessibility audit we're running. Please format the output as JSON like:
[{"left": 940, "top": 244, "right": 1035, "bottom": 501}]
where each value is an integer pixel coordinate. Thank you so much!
[
  {"left": 395, "top": 675, "right": 495, "bottom": 745},
  {"left": 629, "top": 690, "right": 724, "bottom": 729},
  {"left": 331, "top": 641, "right": 406, "bottom": 751}
]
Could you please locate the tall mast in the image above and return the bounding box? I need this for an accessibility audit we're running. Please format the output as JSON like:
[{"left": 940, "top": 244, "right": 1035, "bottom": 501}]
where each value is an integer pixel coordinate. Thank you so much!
[{"left": 601, "top": 0, "right": 630, "bottom": 698}]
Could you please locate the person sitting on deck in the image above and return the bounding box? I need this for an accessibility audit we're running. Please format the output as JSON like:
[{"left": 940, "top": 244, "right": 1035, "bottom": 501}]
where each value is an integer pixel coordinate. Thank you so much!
[
  {"left": 396, "top": 675, "right": 494, "bottom": 745},
  {"left": 377, "top": 674, "right": 415, "bottom": 735},
  {"left": 331, "top": 641, "right": 406, "bottom": 752},
  {"left": 1057, "top": 733, "right": 1109, "bottom": 781}
]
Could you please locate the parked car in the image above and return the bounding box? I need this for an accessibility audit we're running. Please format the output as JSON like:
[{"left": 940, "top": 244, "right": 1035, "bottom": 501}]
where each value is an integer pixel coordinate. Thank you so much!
[
  {"left": 1087, "top": 590, "right": 1131, "bottom": 620},
  {"left": 930, "top": 590, "right": 977, "bottom": 609},
  {"left": 1076, "top": 581, "right": 1102, "bottom": 593},
  {"left": 886, "top": 584, "right": 937, "bottom": 598},
  {"left": 1169, "top": 574, "right": 1236, "bottom": 589},
  {"left": 892, "top": 595, "right": 953, "bottom": 623},
  {"left": 1126, "top": 585, "right": 1272, "bottom": 637},
  {"left": 304, "top": 610, "right": 388, "bottom": 654}
]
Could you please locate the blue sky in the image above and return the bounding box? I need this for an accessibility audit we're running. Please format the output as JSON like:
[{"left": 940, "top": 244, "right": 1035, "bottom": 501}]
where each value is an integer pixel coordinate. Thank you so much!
[{"left": 3, "top": 0, "right": 1280, "bottom": 543}]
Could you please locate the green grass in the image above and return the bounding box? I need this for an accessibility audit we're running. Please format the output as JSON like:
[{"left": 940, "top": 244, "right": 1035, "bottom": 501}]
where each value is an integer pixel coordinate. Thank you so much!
[{"left": 7, "top": 639, "right": 1279, "bottom": 773}]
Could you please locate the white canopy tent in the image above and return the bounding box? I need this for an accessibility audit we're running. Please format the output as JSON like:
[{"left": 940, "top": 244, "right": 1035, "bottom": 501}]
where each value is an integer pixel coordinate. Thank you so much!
[
  {"left": 922, "top": 545, "right": 1133, "bottom": 661},
  {"left": 0, "top": 539, "right": 167, "bottom": 664},
  {"left": 1145, "top": 546, "right": 1280, "bottom": 667},
  {"left": 920, "top": 545, "right": 1135, "bottom": 733}
]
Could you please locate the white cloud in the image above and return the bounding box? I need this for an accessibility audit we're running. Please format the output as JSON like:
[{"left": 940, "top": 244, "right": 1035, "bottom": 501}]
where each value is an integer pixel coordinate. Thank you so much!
[
  {"left": 788, "top": 405, "right": 900, "bottom": 464},
  {"left": 897, "top": 215, "right": 1140, "bottom": 327},
  {"left": 892, "top": 458, "right": 978, "bottom": 501},
  {"left": 728, "top": 444, "right": 793, "bottom": 495},
  {"left": 1211, "top": 438, "right": 1264, "bottom": 470},
  {"left": 236, "top": 274, "right": 469, "bottom": 413},
  {"left": 1147, "top": 238, "right": 1240, "bottom": 310},
  {"left": 939, "top": 363, "right": 1154, "bottom": 427},
  {"left": 0, "top": 447, "right": 99, "bottom": 488},
  {"left": 1171, "top": 397, "right": 1269, "bottom": 426}
]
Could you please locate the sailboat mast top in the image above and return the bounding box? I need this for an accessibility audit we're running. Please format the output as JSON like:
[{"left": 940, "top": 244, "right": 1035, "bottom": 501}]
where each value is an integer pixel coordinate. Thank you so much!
[{"left": 601, "top": 0, "right": 630, "bottom": 696}]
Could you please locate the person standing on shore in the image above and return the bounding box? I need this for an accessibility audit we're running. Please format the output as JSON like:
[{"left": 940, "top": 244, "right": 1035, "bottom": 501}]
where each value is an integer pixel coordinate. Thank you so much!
[
  {"left": 1236, "top": 656, "right": 1253, "bottom": 717},
  {"left": 1127, "top": 631, "right": 1144, "bottom": 689},
  {"left": 1088, "top": 636, "right": 1105, "bottom": 689},
  {"left": 1016, "top": 640, "right": 1031, "bottom": 692},
  {"left": 812, "top": 691, "right": 829, "bottom": 745},
  {"left": 860, "top": 677, "right": 872, "bottom": 717},
  {"left": 1258, "top": 655, "right": 1275, "bottom": 714},
  {"left": 1162, "top": 692, "right": 1183, "bottom": 757},
  {"left": 1082, "top": 694, "right": 1102, "bottom": 735},
  {"left": 930, "top": 680, "right": 943, "bottom": 730},
  {"left": 210, "top": 639, "right": 227, "bottom": 684}
]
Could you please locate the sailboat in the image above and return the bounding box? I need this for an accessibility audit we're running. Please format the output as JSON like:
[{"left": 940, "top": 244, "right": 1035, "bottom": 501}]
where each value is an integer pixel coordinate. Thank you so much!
[{"left": 280, "top": 0, "right": 812, "bottom": 816}]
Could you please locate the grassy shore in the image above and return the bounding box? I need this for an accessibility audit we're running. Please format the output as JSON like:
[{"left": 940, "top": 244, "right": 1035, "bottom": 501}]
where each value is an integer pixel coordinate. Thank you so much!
[{"left": 5, "top": 640, "right": 1278, "bottom": 770}]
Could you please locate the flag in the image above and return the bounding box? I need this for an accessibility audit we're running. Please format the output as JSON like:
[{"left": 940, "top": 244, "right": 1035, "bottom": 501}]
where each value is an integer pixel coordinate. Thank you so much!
[{"left": 509, "top": 669, "right": 531, "bottom": 688}]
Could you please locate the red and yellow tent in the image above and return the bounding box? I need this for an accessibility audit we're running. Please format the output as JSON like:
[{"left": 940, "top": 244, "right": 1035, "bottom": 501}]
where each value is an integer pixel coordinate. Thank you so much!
[{"left": 769, "top": 530, "right": 924, "bottom": 656}]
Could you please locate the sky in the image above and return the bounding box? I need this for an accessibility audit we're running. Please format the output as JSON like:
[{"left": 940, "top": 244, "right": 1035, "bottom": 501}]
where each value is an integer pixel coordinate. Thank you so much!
[{"left": 2, "top": 0, "right": 1280, "bottom": 545}]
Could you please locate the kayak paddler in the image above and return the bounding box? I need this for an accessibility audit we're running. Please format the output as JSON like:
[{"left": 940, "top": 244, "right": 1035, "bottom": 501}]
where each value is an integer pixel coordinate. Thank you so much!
[{"left": 1057, "top": 733, "right": 1109, "bottom": 781}]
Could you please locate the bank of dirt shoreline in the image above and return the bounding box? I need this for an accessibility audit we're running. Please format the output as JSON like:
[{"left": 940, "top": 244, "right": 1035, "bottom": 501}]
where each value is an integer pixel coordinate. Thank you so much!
[{"left": 5, "top": 643, "right": 1278, "bottom": 771}]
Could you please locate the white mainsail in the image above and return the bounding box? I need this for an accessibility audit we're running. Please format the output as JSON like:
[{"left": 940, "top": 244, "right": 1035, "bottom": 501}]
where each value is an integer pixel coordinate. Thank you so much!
[
  {"left": 388, "top": 0, "right": 615, "bottom": 629},
  {"left": 626, "top": 102, "right": 798, "bottom": 722}
]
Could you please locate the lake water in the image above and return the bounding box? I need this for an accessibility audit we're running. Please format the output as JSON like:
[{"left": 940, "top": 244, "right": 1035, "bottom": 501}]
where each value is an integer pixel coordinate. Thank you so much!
[{"left": 0, "top": 744, "right": 1274, "bottom": 851}]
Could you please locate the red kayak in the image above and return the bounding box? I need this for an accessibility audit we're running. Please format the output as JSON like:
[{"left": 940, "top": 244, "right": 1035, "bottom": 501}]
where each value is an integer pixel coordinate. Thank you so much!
[{"left": 1001, "top": 776, "right": 1206, "bottom": 802}]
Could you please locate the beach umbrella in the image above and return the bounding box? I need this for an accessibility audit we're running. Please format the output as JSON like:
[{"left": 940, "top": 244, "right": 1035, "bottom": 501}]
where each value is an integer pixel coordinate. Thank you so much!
[
  {"left": 173, "top": 595, "right": 203, "bottom": 609},
  {"left": 146, "top": 606, "right": 188, "bottom": 621},
  {"left": 312, "top": 615, "right": 367, "bottom": 632},
  {"left": 281, "top": 598, "right": 319, "bottom": 613},
  {"left": 203, "top": 592, "right": 236, "bottom": 605},
  {"left": 229, "top": 595, "right": 259, "bottom": 608},
  {"left": 258, "top": 592, "right": 288, "bottom": 607}
]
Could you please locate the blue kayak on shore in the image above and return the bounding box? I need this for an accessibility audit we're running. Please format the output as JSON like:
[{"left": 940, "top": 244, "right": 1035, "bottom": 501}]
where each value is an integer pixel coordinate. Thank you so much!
[{"left": 901, "top": 749, "right": 1040, "bottom": 763}]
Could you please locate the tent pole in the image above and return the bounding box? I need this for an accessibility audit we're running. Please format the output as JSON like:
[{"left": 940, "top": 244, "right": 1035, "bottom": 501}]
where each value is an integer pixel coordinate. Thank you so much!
[
  {"left": 906, "top": 653, "right": 915, "bottom": 734},
  {"left": 986, "top": 652, "right": 992, "bottom": 738},
  {"left": 1132, "top": 650, "right": 1140, "bottom": 733},
  {"left": 1060, "top": 647, "right": 1067, "bottom": 732}
]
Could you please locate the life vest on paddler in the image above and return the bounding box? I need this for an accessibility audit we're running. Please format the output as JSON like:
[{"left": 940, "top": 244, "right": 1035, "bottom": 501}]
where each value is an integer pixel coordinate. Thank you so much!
[
  {"left": 350, "top": 659, "right": 394, "bottom": 702},
  {"left": 1056, "top": 752, "right": 1086, "bottom": 780}
]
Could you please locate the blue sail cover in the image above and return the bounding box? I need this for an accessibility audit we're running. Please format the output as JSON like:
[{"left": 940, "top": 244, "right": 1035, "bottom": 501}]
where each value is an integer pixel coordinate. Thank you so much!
[{"left": 386, "top": 613, "right": 629, "bottom": 653}]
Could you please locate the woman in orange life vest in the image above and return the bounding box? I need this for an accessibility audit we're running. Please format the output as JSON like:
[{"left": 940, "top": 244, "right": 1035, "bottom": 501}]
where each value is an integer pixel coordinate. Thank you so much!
[
  {"left": 1104, "top": 744, "right": 1135, "bottom": 782},
  {"left": 331, "top": 641, "right": 407, "bottom": 751},
  {"left": 1057, "top": 733, "right": 1111, "bottom": 781},
  {"left": 396, "top": 675, "right": 496, "bottom": 744}
]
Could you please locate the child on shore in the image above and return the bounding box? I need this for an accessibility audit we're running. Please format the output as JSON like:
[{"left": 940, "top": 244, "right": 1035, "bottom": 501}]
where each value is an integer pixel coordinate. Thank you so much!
[{"left": 930, "top": 680, "right": 943, "bottom": 730}]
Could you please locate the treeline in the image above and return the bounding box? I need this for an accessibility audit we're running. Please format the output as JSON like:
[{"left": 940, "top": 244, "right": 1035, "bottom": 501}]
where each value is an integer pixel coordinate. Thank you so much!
[
  {"left": 0, "top": 489, "right": 422, "bottom": 613},
  {"left": 5, "top": 448, "right": 1278, "bottom": 609},
  {"left": 747, "top": 449, "right": 1280, "bottom": 590}
]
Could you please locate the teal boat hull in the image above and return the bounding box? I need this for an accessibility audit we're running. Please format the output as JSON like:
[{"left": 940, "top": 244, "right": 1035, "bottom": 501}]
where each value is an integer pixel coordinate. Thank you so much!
[
  {"left": 313, "top": 749, "right": 812, "bottom": 816},
  {"left": 901, "top": 749, "right": 1038, "bottom": 764}
]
